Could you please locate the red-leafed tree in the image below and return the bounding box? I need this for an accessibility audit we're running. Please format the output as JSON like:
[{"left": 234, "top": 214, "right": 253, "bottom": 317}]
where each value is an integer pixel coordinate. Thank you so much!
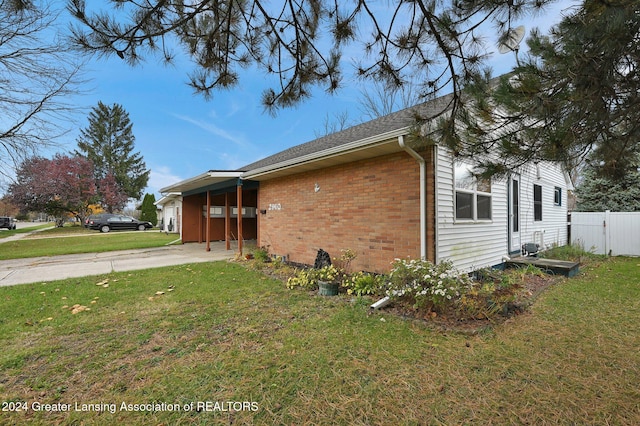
[
  {"left": 98, "top": 172, "right": 129, "bottom": 213},
  {"left": 9, "top": 154, "right": 97, "bottom": 226}
]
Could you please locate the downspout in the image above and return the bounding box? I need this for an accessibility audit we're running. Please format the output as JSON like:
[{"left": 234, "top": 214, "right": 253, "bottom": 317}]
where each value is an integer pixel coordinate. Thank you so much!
[
  {"left": 433, "top": 145, "right": 439, "bottom": 264},
  {"left": 398, "top": 135, "right": 426, "bottom": 260},
  {"left": 372, "top": 136, "right": 428, "bottom": 311}
]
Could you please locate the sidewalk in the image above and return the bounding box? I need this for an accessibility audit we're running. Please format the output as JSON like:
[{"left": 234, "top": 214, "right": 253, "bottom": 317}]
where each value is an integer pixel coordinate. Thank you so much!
[{"left": 0, "top": 242, "right": 236, "bottom": 287}]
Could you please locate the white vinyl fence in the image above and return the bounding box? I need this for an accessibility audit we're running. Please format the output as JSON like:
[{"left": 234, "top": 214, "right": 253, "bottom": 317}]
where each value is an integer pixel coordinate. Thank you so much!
[{"left": 570, "top": 211, "right": 640, "bottom": 256}]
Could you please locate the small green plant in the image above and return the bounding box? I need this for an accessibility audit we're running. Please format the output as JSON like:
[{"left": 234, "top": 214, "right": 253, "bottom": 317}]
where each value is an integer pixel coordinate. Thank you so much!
[
  {"left": 541, "top": 243, "right": 600, "bottom": 262},
  {"left": 316, "top": 264, "right": 340, "bottom": 283},
  {"left": 286, "top": 268, "right": 320, "bottom": 290},
  {"left": 343, "top": 271, "right": 384, "bottom": 296},
  {"left": 252, "top": 246, "right": 270, "bottom": 263},
  {"left": 458, "top": 268, "right": 523, "bottom": 319},
  {"left": 287, "top": 264, "right": 342, "bottom": 291},
  {"left": 512, "top": 264, "right": 546, "bottom": 281},
  {"left": 333, "top": 249, "right": 357, "bottom": 274}
]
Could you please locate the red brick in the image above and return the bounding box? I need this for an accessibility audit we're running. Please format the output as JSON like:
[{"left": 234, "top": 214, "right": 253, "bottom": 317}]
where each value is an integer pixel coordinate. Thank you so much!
[{"left": 257, "top": 150, "right": 434, "bottom": 273}]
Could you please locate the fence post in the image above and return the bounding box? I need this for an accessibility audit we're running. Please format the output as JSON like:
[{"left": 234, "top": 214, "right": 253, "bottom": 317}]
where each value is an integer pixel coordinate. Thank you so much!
[{"left": 605, "top": 210, "right": 610, "bottom": 256}]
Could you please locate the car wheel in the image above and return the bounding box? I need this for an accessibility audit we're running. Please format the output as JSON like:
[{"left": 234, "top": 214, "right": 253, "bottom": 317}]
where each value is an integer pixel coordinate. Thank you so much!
[
  {"left": 138, "top": 224, "right": 146, "bottom": 231},
  {"left": 100, "top": 225, "right": 110, "bottom": 233}
]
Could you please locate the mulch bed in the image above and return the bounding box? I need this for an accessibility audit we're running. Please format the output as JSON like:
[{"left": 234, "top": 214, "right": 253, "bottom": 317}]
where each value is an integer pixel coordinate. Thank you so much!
[
  {"left": 371, "top": 273, "right": 560, "bottom": 334},
  {"left": 241, "top": 258, "right": 562, "bottom": 334}
]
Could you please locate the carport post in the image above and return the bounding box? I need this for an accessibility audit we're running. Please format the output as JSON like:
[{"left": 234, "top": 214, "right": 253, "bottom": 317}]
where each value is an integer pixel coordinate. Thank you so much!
[
  {"left": 205, "top": 190, "right": 211, "bottom": 252},
  {"left": 225, "top": 192, "right": 231, "bottom": 251},
  {"left": 237, "top": 179, "right": 243, "bottom": 255}
]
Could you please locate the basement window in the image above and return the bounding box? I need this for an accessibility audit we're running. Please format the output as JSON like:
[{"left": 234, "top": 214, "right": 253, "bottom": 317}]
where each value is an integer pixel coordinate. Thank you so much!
[{"left": 454, "top": 161, "right": 492, "bottom": 221}]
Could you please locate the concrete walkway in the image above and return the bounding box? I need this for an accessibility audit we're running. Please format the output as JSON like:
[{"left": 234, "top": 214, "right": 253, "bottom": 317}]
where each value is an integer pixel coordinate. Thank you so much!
[{"left": 0, "top": 241, "right": 237, "bottom": 287}]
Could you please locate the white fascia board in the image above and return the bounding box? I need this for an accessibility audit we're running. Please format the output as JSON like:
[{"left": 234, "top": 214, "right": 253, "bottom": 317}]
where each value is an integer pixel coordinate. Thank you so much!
[
  {"left": 155, "top": 192, "right": 181, "bottom": 206},
  {"left": 160, "top": 171, "right": 243, "bottom": 194},
  {"left": 242, "top": 127, "right": 410, "bottom": 180}
]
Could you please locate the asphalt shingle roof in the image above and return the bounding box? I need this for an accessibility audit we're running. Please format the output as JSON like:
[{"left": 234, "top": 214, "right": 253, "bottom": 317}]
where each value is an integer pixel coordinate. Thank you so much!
[{"left": 239, "top": 93, "right": 453, "bottom": 172}]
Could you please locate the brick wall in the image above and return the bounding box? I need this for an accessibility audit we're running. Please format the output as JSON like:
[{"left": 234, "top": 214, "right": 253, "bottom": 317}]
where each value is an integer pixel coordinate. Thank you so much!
[{"left": 257, "top": 150, "right": 433, "bottom": 273}]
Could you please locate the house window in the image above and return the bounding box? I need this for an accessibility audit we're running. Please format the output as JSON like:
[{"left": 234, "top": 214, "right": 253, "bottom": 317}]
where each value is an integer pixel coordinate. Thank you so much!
[
  {"left": 455, "top": 161, "right": 492, "bottom": 221},
  {"left": 554, "top": 187, "right": 562, "bottom": 206},
  {"left": 534, "top": 184, "right": 543, "bottom": 221}
]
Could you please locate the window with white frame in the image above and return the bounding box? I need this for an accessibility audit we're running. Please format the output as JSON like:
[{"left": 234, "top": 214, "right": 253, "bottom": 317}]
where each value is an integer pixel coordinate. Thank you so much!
[{"left": 454, "top": 161, "right": 492, "bottom": 221}]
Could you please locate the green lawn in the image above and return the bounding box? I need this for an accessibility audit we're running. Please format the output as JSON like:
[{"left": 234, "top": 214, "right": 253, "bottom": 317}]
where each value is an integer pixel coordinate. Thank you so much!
[
  {"left": 0, "top": 230, "right": 178, "bottom": 260},
  {"left": 0, "top": 257, "right": 638, "bottom": 424},
  {"left": 0, "top": 223, "right": 52, "bottom": 239}
]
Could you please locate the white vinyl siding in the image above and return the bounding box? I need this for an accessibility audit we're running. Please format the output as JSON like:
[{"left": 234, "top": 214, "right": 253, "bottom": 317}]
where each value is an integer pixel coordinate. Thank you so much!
[
  {"left": 516, "top": 162, "right": 569, "bottom": 250},
  {"left": 436, "top": 148, "right": 508, "bottom": 272},
  {"left": 436, "top": 148, "right": 569, "bottom": 272}
]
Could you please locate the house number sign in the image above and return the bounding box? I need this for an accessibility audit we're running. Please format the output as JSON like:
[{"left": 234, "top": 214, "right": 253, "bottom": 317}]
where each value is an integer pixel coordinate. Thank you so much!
[{"left": 268, "top": 203, "right": 282, "bottom": 211}]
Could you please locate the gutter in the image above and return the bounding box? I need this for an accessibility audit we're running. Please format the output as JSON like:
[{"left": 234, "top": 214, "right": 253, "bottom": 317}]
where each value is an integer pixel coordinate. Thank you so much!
[
  {"left": 243, "top": 128, "right": 410, "bottom": 180},
  {"left": 398, "top": 135, "right": 427, "bottom": 260}
]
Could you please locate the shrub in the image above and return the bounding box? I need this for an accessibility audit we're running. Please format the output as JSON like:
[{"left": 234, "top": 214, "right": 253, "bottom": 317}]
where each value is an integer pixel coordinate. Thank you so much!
[
  {"left": 252, "top": 246, "right": 270, "bottom": 263},
  {"left": 333, "top": 249, "right": 357, "bottom": 274},
  {"left": 286, "top": 268, "right": 320, "bottom": 290},
  {"left": 316, "top": 264, "right": 340, "bottom": 282},
  {"left": 343, "top": 272, "right": 384, "bottom": 296},
  {"left": 385, "top": 259, "right": 473, "bottom": 313},
  {"left": 457, "top": 268, "right": 523, "bottom": 319}
]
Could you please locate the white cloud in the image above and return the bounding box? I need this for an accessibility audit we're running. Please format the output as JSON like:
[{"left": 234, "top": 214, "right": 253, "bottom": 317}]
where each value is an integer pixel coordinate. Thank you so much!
[
  {"left": 147, "top": 165, "right": 184, "bottom": 195},
  {"left": 224, "top": 99, "right": 244, "bottom": 117},
  {"left": 171, "top": 113, "right": 249, "bottom": 147},
  {"left": 217, "top": 152, "right": 251, "bottom": 170}
]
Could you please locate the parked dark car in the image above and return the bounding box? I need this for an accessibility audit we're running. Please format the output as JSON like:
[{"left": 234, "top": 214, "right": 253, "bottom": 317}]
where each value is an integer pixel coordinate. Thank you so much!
[
  {"left": 85, "top": 214, "right": 153, "bottom": 233},
  {"left": 0, "top": 216, "right": 17, "bottom": 230}
]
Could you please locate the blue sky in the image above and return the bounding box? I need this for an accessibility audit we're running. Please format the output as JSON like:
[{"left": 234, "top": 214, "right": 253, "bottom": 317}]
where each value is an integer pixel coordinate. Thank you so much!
[{"left": 52, "top": 1, "right": 578, "bottom": 198}]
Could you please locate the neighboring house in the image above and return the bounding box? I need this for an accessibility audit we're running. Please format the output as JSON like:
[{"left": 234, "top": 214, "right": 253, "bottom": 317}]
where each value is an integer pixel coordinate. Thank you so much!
[
  {"left": 160, "top": 93, "right": 572, "bottom": 273},
  {"left": 155, "top": 192, "right": 183, "bottom": 235}
]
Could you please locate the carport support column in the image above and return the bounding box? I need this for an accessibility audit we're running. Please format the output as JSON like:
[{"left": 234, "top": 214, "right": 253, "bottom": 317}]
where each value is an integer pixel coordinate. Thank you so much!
[
  {"left": 237, "top": 178, "right": 243, "bottom": 255},
  {"left": 225, "top": 192, "right": 231, "bottom": 251},
  {"left": 205, "top": 190, "right": 211, "bottom": 252}
]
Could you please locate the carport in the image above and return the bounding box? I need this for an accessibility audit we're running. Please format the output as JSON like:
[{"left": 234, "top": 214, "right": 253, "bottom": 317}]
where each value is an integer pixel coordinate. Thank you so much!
[{"left": 160, "top": 171, "right": 258, "bottom": 254}]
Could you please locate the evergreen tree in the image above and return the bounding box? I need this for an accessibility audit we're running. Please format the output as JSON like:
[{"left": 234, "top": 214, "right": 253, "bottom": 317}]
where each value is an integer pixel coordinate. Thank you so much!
[
  {"left": 68, "top": 0, "right": 553, "bottom": 114},
  {"left": 439, "top": 0, "right": 639, "bottom": 181},
  {"left": 76, "top": 102, "right": 150, "bottom": 211},
  {"left": 575, "top": 164, "right": 640, "bottom": 212},
  {"left": 139, "top": 193, "right": 158, "bottom": 226}
]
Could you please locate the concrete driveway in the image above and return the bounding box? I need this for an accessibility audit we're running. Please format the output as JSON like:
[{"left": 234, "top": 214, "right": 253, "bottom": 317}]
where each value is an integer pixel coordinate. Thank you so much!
[{"left": 0, "top": 242, "right": 236, "bottom": 287}]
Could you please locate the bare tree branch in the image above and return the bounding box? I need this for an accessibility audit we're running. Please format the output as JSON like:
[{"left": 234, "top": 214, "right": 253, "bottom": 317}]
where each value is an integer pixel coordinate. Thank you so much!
[{"left": 0, "top": 1, "right": 87, "bottom": 181}]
